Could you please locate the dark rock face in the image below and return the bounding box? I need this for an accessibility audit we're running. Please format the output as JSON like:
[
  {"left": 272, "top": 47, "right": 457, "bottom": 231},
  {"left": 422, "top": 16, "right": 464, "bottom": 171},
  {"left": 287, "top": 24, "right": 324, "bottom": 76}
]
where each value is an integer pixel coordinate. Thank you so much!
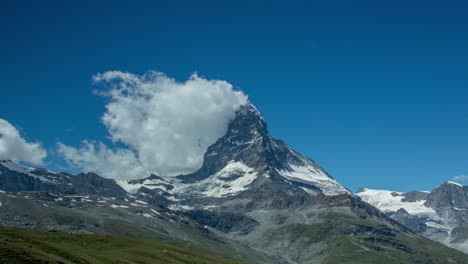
[
  {"left": 0, "top": 162, "right": 66, "bottom": 193},
  {"left": 402, "top": 191, "right": 428, "bottom": 202},
  {"left": 425, "top": 182, "right": 468, "bottom": 226},
  {"left": 71, "top": 173, "right": 127, "bottom": 198},
  {"left": 451, "top": 224, "right": 468, "bottom": 243},
  {"left": 392, "top": 208, "right": 427, "bottom": 233},
  {"left": 184, "top": 210, "right": 259, "bottom": 235},
  {"left": 0, "top": 161, "right": 126, "bottom": 198}
]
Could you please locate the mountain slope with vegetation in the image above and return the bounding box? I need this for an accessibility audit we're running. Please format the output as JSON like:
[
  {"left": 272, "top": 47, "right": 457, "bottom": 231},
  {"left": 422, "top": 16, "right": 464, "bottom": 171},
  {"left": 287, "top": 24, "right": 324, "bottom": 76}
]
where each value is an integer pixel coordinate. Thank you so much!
[{"left": 0, "top": 226, "right": 246, "bottom": 264}]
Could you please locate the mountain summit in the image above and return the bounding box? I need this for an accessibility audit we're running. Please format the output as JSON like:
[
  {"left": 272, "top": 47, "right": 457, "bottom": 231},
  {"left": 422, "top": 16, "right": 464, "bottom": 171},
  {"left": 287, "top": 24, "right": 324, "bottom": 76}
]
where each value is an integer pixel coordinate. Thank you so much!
[{"left": 175, "top": 103, "right": 350, "bottom": 196}]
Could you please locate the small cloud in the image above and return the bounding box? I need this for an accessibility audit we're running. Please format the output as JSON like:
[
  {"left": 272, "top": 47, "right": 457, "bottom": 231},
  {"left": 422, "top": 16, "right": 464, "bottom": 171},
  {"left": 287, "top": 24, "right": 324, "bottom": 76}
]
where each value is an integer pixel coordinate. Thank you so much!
[
  {"left": 0, "top": 118, "right": 47, "bottom": 165},
  {"left": 452, "top": 175, "right": 468, "bottom": 182}
]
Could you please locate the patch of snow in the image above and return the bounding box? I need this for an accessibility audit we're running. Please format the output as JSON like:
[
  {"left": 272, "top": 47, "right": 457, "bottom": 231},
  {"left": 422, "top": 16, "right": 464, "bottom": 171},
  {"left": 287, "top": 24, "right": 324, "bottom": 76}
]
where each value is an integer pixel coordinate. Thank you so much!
[
  {"left": 277, "top": 154, "right": 350, "bottom": 196},
  {"left": 110, "top": 204, "right": 129, "bottom": 209},
  {"left": 135, "top": 200, "right": 148, "bottom": 205},
  {"left": 299, "top": 186, "right": 317, "bottom": 195},
  {"left": 166, "top": 196, "right": 179, "bottom": 201},
  {"left": 115, "top": 180, "right": 142, "bottom": 193},
  {"left": 142, "top": 213, "right": 153, "bottom": 218},
  {"left": 116, "top": 178, "right": 172, "bottom": 194},
  {"left": 188, "top": 161, "right": 258, "bottom": 197},
  {"left": 202, "top": 205, "right": 218, "bottom": 210},
  {"left": 150, "top": 208, "right": 161, "bottom": 215},
  {"left": 169, "top": 204, "right": 195, "bottom": 211},
  {"left": 425, "top": 221, "right": 452, "bottom": 231},
  {"left": 357, "top": 189, "right": 436, "bottom": 215},
  {"left": 446, "top": 181, "right": 463, "bottom": 187}
]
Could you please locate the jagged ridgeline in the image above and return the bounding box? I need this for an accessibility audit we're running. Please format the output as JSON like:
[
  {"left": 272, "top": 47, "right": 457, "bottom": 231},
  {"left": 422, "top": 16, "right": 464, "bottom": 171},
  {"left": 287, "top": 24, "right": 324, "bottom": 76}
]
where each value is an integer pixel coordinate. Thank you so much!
[
  {"left": 357, "top": 181, "right": 468, "bottom": 254},
  {"left": 1, "top": 103, "right": 467, "bottom": 263}
]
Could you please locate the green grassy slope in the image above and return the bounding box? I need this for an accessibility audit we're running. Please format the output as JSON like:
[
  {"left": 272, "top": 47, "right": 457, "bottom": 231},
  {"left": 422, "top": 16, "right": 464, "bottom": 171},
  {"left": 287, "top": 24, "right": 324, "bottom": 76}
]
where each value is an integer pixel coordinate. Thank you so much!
[
  {"left": 0, "top": 226, "right": 246, "bottom": 264},
  {"left": 265, "top": 213, "right": 468, "bottom": 264}
]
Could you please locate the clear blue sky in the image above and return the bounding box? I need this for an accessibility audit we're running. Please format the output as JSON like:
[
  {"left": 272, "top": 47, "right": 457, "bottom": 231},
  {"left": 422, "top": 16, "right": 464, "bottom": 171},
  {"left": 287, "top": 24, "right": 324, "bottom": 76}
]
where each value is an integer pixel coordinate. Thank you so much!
[{"left": 1, "top": 0, "right": 467, "bottom": 192}]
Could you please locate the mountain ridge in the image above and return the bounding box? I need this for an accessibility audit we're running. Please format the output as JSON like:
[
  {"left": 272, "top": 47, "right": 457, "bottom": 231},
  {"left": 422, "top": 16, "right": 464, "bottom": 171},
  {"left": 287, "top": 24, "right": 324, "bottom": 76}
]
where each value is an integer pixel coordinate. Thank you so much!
[
  {"left": 1, "top": 103, "right": 467, "bottom": 263},
  {"left": 356, "top": 181, "right": 468, "bottom": 253}
]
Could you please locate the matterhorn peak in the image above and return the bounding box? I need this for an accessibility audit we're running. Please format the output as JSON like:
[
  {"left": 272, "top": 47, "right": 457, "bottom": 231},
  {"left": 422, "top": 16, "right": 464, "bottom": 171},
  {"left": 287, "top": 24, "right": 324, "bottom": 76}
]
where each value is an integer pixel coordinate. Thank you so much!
[{"left": 175, "top": 102, "right": 350, "bottom": 197}]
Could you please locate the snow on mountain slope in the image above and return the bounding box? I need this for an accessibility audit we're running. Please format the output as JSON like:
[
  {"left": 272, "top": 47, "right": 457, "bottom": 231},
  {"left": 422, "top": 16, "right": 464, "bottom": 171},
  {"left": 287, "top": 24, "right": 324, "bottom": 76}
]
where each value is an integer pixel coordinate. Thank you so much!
[
  {"left": 116, "top": 176, "right": 173, "bottom": 194},
  {"left": 198, "top": 161, "right": 258, "bottom": 197},
  {"left": 0, "top": 160, "right": 34, "bottom": 174},
  {"left": 277, "top": 150, "right": 350, "bottom": 196},
  {"left": 116, "top": 180, "right": 149, "bottom": 194},
  {"left": 446, "top": 181, "right": 463, "bottom": 188},
  {"left": 357, "top": 183, "right": 468, "bottom": 253},
  {"left": 0, "top": 160, "right": 58, "bottom": 183},
  {"left": 356, "top": 188, "right": 435, "bottom": 215}
]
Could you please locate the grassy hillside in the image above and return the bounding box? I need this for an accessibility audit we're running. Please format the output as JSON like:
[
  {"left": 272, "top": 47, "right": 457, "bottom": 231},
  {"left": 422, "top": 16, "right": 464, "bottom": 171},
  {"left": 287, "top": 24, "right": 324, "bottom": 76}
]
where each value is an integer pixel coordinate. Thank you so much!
[
  {"left": 0, "top": 226, "right": 246, "bottom": 264},
  {"left": 249, "top": 210, "right": 468, "bottom": 264},
  {"left": 264, "top": 212, "right": 468, "bottom": 264}
]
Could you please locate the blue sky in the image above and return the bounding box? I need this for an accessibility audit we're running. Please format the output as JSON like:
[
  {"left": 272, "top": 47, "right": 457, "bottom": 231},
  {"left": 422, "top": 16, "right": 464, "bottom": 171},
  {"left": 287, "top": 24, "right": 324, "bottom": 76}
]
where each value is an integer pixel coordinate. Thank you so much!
[{"left": 1, "top": 0, "right": 467, "bottom": 192}]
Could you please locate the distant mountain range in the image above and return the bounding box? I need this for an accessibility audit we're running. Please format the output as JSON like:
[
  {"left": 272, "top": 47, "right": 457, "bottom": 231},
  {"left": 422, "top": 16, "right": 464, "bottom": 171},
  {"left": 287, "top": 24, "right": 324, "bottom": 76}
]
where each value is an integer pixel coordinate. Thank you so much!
[
  {"left": 357, "top": 181, "right": 468, "bottom": 253},
  {"left": 1, "top": 103, "right": 467, "bottom": 263}
]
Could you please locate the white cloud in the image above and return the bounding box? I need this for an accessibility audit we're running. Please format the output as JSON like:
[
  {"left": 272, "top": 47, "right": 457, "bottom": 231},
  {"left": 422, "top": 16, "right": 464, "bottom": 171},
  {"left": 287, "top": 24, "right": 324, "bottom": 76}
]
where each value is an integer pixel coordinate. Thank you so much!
[
  {"left": 452, "top": 175, "right": 468, "bottom": 182},
  {"left": 0, "top": 118, "right": 47, "bottom": 165},
  {"left": 59, "top": 71, "right": 247, "bottom": 179},
  {"left": 57, "top": 141, "right": 147, "bottom": 180}
]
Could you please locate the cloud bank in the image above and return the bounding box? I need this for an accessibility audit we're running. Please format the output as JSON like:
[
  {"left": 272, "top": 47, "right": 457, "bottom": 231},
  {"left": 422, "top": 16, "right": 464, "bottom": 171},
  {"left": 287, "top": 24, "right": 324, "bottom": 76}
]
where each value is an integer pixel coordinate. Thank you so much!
[
  {"left": 59, "top": 71, "right": 247, "bottom": 180},
  {"left": 0, "top": 118, "right": 47, "bottom": 165}
]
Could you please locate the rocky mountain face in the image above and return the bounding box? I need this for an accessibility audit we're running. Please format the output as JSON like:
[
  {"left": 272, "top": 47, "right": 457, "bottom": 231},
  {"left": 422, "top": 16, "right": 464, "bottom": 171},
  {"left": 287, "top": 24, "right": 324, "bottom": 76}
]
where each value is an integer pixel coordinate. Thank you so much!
[
  {"left": 1, "top": 103, "right": 467, "bottom": 263},
  {"left": 0, "top": 160, "right": 127, "bottom": 197},
  {"left": 357, "top": 181, "right": 468, "bottom": 253}
]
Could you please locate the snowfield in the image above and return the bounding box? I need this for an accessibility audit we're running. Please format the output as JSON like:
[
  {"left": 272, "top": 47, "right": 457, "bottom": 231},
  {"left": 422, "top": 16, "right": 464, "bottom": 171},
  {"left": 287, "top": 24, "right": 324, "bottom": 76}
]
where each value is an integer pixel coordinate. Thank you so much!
[{"left": 356, "top": 188, "right": 435, "bottom": 215}]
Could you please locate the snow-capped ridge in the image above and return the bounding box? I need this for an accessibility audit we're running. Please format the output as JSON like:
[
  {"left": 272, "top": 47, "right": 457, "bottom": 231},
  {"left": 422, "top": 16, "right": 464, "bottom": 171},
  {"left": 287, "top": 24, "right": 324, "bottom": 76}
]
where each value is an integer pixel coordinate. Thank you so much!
[
  {"left": 0, "top": 160, "right": 57, "bottom": 183},
  {"left": 276, "top": 150, "right": 350, "bottom": 196},
  {"left": 444, "top": 181, "right": 464, "bottom": 188},
  {"left": 0, "top": 160, "right": 33, "bottom": 174},
  {"left": 356, "top": 188, "right": 435, "bottom": 215}
]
